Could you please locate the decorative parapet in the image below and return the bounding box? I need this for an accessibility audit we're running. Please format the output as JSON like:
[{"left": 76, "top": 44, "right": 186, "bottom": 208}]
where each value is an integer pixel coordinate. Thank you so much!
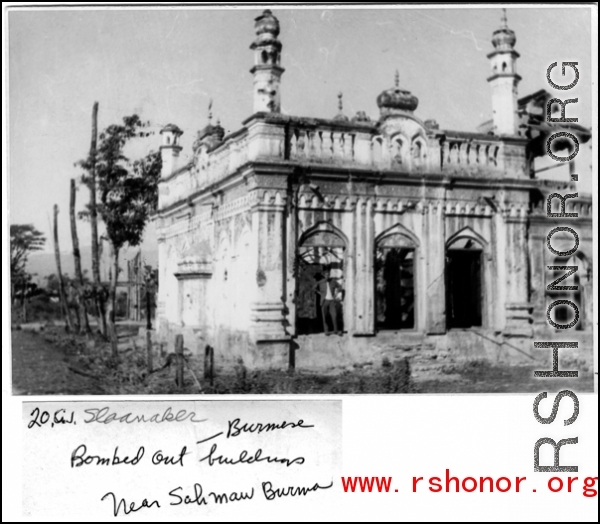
[{"left": 158, "top": 114, "right": 531, "bottom": 212}]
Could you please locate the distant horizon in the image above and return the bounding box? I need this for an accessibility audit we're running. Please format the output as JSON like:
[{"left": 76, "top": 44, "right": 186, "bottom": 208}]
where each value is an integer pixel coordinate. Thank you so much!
[{"left": 24, "top": 241, "right": 158, "bottom": 285}]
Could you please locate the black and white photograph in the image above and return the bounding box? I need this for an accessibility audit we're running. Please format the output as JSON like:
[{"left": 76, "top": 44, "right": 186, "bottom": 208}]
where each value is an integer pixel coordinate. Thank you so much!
[
  {"left": 7, "top": 5, "right": 595, "bottom": 395},
  {"left": 3, "top": 4, "right": 598, "bottom": 522}
]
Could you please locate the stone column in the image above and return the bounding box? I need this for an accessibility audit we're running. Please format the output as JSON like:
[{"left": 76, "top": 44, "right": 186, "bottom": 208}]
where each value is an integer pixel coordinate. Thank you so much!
[
  {"left": 249, "top": 189, "right": 290, "bottom": 344},
  {"left": 528, "top": 224, "right": 547, "bottom": 327},
  {"left": 353, "top": 197, "right": 375, "bottom": 335},
  {"left": 284, "top": 193, "right": 296, "bottom": 336},
  {"left": 492, "top": 207, "right": 507, "bottom": 332},
  {"left": 342, "top": 198, "right": 355, "bottom": 333},
  {"left": 504, "top": 207, "right": 533, "bottom": 337},
  {"left": 425, "top": 201, "right": 446, "bottom": 334}
]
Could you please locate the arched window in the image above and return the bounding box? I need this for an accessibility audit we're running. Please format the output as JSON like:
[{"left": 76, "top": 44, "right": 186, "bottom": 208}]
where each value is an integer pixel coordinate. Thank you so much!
[
  {"left": 411, "top": 137, "right": 426, "bottom": 166},
  {"left": 296, "top": 225, "right": 347, "bottom": 335},
  {"left": 375, "top": 231, "right": 418, "bottom": 330},
  {"left": 392, "top": 137, "right": 404, "bottom": 165}
]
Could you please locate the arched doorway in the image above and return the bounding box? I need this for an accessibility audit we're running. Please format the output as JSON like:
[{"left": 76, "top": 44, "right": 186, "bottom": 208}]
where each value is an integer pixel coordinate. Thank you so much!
[
  {"left": 296, "top": 225, "right": 346, "bottom": 335},
  {"left": 446, "top": 234, "right": 485, "bottom": 329},
  {"left": 375, "top": 231, "right": 417, "bottom": 330}
]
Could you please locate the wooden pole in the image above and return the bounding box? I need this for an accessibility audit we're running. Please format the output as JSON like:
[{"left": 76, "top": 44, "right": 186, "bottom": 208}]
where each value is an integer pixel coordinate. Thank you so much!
[
  {"left": 145, "top": 267, "right": 153, "bottom": 373},
  {"left": 137, "top": 252, "right": 142, "bottom": 322},
  {"left": 204, "top": 345, "right": 214, "bottom": 386},
  {"left": 107, "top": 244, "right": 120, "bottom": 358},
  {"left": 175, "top": 334, "right": 184, "bottom": 389},
  {"left": 70, "top": 179, "right": 91, "bottom": 335},
  {"left": 89, "top": 102, "right": 100, "bottom": 287},
  {"left": 53, "top": 205, "right": 73, "bottom": 332},
  {"left": 146, "top": 329, "right": 153, "bottom": 373},
  {"left": 89, "top": 101, "right": 107, "bottom": 336},
  {"left": 126, "top": 259, "right": 131, "bottom": 320}
]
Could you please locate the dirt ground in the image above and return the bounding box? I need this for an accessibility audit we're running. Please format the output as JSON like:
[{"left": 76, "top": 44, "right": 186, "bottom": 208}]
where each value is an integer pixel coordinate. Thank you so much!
[
  {"left": 415, "top": 361, "right": 595, "bottom": 394},
  {"left": 11, "top": 329, "right": 105, "bottom": 395},
  {"left": 10, "top": 327, "right": 595, "bottom": 395}
]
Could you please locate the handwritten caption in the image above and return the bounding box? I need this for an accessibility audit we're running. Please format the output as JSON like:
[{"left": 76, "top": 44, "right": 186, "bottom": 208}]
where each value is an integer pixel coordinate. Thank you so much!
[{"left": 24, "top": 402, "right": 341, "bottom": 517}]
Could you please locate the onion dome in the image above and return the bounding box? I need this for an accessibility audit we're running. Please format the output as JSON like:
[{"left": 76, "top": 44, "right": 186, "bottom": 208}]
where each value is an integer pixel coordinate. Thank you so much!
[
  {"left": 198, "top": 121, "right": 225, "bottom": 142},
  {"left": 376, "top": 70, "right": 419, "bottom": 114},
  {"left": 250, "top": 9, "right": 282, "bottom": 51},
  {"left": 255, "top": 9, "right": 279, "bottom": 38},
  {"left": 194, "top": 102, "right": 225, "bottom": 151},
  {"left": 491, "top": 9, "right": 516, "bottom": 51},
  {"left": 333, "top": 92, "right": 349, "bottom": 122}
]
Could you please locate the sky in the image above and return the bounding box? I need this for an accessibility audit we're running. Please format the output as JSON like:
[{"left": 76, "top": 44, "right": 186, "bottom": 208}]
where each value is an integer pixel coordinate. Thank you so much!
[{"left": 6, "top": 5, "right": 594, "bottom": 256}]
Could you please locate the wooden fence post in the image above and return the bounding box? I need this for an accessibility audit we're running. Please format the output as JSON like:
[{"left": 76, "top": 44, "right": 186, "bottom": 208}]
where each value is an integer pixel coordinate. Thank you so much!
[
  {"left": 175, "top": 334, "right": 184, "bottom": 388},
  {"left": 204, "top": 345, "right": 214, "bottom": 386},
  {"left": 146, "top": 329, "right": 153, "bottom": 373}
]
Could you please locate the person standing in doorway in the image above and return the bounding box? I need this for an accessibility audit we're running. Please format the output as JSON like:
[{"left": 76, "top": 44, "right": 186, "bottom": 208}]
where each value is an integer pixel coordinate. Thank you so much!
[{"left": 314, "top": 269, "right": 343, "bottom": 336}]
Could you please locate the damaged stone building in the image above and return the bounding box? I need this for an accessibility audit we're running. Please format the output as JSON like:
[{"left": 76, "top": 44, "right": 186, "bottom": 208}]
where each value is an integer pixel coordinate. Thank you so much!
[{"left": 154, "top": 10, "right": 593, "bottom": 368}]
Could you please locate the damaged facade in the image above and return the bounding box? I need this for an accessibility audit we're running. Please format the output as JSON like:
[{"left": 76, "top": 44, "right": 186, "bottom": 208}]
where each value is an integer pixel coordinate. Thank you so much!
[{"left": 154, "top": 10, "right": 593, "bottom": 368}]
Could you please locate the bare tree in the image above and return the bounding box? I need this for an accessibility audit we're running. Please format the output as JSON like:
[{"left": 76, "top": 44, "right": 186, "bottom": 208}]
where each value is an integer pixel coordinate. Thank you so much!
[
  {"left": 70, "top": 179, "right": 91, "bottom": 335},
  {"left": 85, "top": 102, "right": 108, "bottom": 336},
  {"left": 53, "top": 205, "right": 73, "bottom": 332}
]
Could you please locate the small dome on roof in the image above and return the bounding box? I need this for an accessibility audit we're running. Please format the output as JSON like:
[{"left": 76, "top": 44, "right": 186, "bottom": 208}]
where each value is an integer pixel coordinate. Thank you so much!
[
  {"left": 376, "top": 71, "right": 418, "bottom": 114},
  {"left": 198, "top": 123, "right": 225, "bottom": 142},
  {"left": 160, "top": 123, "right": 183, "bottom": 135},
  {"left": 352, "top": 111, "right": 371, "bottom": 123}
]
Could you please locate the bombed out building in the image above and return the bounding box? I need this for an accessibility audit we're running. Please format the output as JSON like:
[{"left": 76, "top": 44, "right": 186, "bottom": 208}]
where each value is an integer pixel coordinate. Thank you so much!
[{"left": 154, "top": 10, "right": 593, "bottom": 368}]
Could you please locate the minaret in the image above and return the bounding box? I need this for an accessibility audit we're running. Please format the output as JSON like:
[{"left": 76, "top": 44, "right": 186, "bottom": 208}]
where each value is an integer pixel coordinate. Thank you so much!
[
  {"left": 159, "top": 124, "right": 183, "bottom": 177},
  {"left": 250, "top": 9, "right": 284, "bottom": 113},
  {"left": 487, "top": 9, "right": 521, "bottom": 136}
]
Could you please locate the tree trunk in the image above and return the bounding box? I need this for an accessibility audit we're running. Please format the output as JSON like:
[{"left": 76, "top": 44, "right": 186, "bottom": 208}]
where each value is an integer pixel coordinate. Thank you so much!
[
  {"left": 21, "top": 277, "right": 27, "bottom": 323},
  {"left": 137, "top": 255, "right": 142, "bottom": 322},
  {"left": 53, "top": 204, "right": 73, "bottom": 332},
  {"left": 89, "top": 101, "right": 107, "bottom": 336},
  {"left": 107, "top": 244, "right": 120, "bottom": 358},
  {"left": 70, "top": 179, "right": 91, "bottom": 335},
  {"left": 20, "top": 277, "right": 26, "bottom": 307}
]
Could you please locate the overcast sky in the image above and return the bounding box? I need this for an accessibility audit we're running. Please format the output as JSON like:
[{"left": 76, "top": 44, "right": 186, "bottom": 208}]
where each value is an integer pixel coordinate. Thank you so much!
[{"left": 7, "top": 5, "right": 594, "bottom": 253}]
